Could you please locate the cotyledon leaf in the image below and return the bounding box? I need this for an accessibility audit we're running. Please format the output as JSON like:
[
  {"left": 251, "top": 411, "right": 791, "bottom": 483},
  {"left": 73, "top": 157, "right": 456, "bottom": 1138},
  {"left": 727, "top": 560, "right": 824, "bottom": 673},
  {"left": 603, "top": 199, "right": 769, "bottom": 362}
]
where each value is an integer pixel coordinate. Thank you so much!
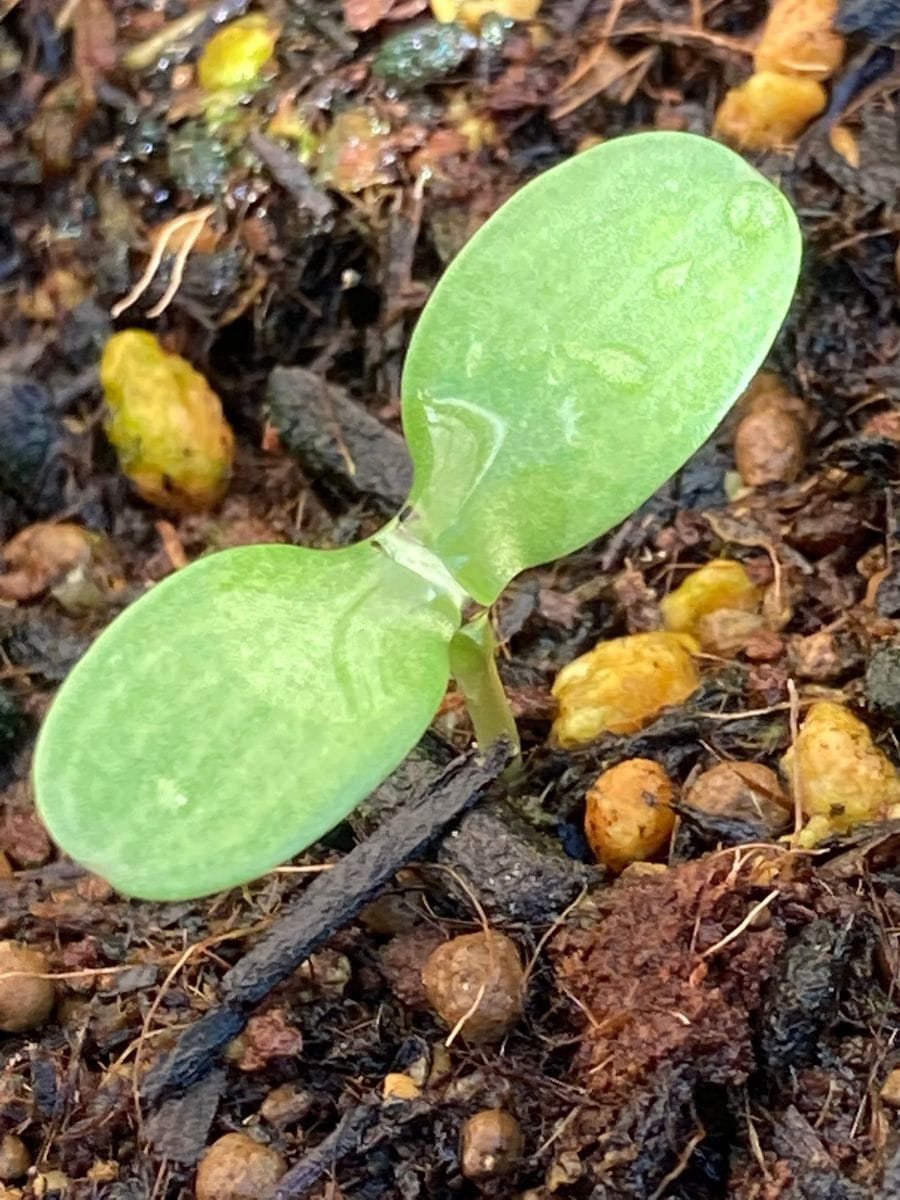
[
  {"left": 401, "top": 131, "right": 802, "bottom": 606},
  {"left": 34, "top": 542, "right": 461, "bottom": 900}
]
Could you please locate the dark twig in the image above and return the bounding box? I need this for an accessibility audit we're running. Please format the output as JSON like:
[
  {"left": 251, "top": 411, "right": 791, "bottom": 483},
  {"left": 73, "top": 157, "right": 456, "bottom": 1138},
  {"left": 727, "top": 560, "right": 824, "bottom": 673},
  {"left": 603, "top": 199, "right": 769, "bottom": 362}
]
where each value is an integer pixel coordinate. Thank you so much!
[
  {"left": 142, "top": 741, "right": 511, "bottom": 1104},
  {"left": 271, "top": 1103, "right": 379, "bottom": 1199}
]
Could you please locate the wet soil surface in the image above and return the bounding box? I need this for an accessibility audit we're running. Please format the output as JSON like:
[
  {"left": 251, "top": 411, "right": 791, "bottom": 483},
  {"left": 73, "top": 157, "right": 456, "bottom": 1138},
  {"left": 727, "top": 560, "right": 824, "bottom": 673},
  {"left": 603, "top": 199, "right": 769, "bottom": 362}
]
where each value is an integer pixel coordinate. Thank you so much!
[{"left": 1, "top": 0, "right": 899, "bottom": 1196}]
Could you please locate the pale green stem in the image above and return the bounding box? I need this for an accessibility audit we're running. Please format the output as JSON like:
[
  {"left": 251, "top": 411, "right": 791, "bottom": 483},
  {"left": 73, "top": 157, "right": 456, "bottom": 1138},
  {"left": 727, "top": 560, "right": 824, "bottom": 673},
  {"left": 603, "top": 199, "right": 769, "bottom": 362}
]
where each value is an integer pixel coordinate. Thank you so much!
[{"left": 449, "top": 612, "right": 521, "bottom": 758}]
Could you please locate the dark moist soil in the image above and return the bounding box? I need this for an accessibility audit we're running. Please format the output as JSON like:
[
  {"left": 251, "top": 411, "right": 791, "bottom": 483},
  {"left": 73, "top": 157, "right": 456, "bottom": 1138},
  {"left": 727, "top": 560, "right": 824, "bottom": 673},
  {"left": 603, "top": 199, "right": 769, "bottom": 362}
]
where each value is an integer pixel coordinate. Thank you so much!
[{"left": 1, "top": 0, "right": 900, "bottom": 1196}]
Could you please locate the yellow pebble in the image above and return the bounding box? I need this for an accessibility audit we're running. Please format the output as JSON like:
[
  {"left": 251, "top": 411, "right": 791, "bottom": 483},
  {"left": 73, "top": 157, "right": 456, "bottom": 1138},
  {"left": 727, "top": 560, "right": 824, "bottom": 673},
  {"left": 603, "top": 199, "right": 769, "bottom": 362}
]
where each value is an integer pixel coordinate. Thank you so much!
[
  {"left": 662, "top": 559, "right": 761, "bottom": 640},
  {"left": 431, "top": 0, "right": 541, "bottom": 30},
  {"left": 754, "top": 0, "right": 844, "bottom": 82},
  {"left": 714, "top": 71, "right": 827, "bottom": 150},
  {"left": 551, "top": 632, "right": 699, "bottom": 748},
  {"left": 198, "top": 14, "right": 278, "bottom": 94},
  {"left": 383, "top": 1073, "right": 422, "bottom": 1101},
  {"left": 783, "top": 702, "right": 900, "bottom": 846},
  {"left": 101, "top": 330, "right": 234, "bottom": 513}
]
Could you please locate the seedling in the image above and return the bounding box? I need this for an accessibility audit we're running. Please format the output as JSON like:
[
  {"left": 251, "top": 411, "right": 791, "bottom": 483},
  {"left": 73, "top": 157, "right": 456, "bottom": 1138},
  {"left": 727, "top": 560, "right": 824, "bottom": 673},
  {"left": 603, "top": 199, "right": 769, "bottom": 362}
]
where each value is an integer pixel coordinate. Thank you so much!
[{"left": 34, "top": 132, "right": 801, "bottom": 900}]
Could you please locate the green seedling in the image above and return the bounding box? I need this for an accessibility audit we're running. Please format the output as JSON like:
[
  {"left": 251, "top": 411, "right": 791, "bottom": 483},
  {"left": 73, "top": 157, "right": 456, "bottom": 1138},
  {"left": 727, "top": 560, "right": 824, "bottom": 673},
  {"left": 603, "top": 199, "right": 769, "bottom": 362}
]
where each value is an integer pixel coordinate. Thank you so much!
[{"left": 34, "top": 132, "right": 801, "bottom": 900}]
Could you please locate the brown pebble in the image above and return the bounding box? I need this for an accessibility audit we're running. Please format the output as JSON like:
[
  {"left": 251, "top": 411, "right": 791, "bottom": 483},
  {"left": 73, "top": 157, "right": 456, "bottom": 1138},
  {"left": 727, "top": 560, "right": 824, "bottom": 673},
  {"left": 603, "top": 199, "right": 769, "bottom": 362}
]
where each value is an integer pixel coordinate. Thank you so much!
[
  {"left": 734, "top": 372, "right": 808, "bottom": 486},
  {"left": 422, "top": 931, "right": 524, "bottom": 1044},
  {"left": 0, "top": 1135, "right": 30, "bottom": 1182},
  {"left": 460, "top": 1109, "right": 524, "bottom": 1179},
  {"left": 292, "top": 949, "right": 351, "bottom": 1002},
  {"left": 380, "top": 927, "right": 444, "bottom": 1009},
  {"left": 685, "top": 763, "right": 790, "bottom": 834},
  {"left": 0, "top": 942, "right": 55, "bottom": 1032},
  {"left": 0, "top": 805, "right": 51, "bottom": 869},
  {"left": 0, "top": 852, "right": 13, "bottom": 880},
  {"left": 195, "top": 1133, "right": 285, "bottom": 1200},
  {"left": 742, "top": 629, "right": 785, "bottom": 662},
  {"left": 881, "top": 1067, "right": 900, "bottom": 1108},
  {"left": 862, "top": 409, "right": 900, "bottom": 442},
  {"left": 788, "top": 630, "right": 859, "bottom": 682},
  {"left": 260, "top": 1083, "right": 314, "bottom": 1128}
]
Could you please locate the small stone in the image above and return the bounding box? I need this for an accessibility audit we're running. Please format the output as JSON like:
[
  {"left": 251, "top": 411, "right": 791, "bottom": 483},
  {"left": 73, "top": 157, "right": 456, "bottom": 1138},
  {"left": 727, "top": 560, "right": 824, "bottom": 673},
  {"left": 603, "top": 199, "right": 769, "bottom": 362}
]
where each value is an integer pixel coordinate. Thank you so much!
[
  {"left": 0, "top": 1135, "right": 30, "bottom": 1182},
  {"left": 0, "top": 941, "right": 55, "bottom": 1032},
  {"left": 686, "top": 762, "right": 790, "bottom": 834},
  {"left": 662, "top": 559, "right": 760, "bottom": 639},
  {"left": 0, "top": 803, "right": 51, "bottom": 868},
  {"left": 86, "top": 1159, "right": 118, "bottom": 1183},
  {"left": 734, "top": 372, "right": 808, "bottom": 486},
  {"left": 292, "top": 949, "right": 351, "bottom": 1001},
  {"left": 195, "top": 1133, "right": 285, "bottom": 1200},
  {"left": 380, "top": 928, "right": 444, "bottom": 1009},
  {"left": 229, "top": 1009, "right": 302, "bottom": 1072},
  {"left": 383, "top": 1072, "right": 422, "bottom": 1102},
  {"left": 881, "top": 1067, "right": 900, "bottom": 1108},
  {"left": 460, "top": 1109, "right": 524, "bottom": 1180},
  {"left": 422, "top": 931, "right": 524, "bottom": 1044},
  {"left": 862, "top": 410, "right": 900, "bottom": 441},
  {"left": 260, "top": 1083, "right": 314, "bottom": 1128},
  {"left": 697, "top": 608, "right": 765, "bottom": 656},
  {"left": 789, "top": 630, "right": 859, "bottom": 682},
  {"left": 866, "top": 645, "right": 900, "bottom": 722},
  {"left": 743, "top": 629, "right": 785, "bottom": 662}
]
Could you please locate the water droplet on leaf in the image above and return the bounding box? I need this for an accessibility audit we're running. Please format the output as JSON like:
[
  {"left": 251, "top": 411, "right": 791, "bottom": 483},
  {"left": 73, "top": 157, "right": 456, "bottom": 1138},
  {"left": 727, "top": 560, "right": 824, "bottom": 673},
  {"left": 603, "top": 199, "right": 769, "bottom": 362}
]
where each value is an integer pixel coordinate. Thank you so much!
[
  {"left": 726, "top": 183, "right": 783, "bottom": 238},
  {"left": 654, "top": 259, "right": 692, "bottom": 297},
  {"left": 565, "top": 343, "right": 648, "bottom": 392}
]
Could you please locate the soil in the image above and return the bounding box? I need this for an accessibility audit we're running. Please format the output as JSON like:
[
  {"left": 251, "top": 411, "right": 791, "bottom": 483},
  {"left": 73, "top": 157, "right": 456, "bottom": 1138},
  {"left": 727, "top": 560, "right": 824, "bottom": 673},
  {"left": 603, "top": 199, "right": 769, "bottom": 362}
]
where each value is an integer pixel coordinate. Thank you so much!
[{"left": 1, "top": 0, "right": 899, "bottom": 1197}]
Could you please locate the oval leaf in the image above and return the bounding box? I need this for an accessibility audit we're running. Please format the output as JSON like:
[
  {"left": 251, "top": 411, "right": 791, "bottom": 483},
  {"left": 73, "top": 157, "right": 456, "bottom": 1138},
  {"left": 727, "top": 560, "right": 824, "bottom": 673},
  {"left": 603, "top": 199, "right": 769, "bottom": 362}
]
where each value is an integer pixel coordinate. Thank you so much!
[
  {"left": 402, "top": 131, "right": 801, "bottom": 605},
  {"left": 34, "top": 543, "right": 460, "bottom": 900}
]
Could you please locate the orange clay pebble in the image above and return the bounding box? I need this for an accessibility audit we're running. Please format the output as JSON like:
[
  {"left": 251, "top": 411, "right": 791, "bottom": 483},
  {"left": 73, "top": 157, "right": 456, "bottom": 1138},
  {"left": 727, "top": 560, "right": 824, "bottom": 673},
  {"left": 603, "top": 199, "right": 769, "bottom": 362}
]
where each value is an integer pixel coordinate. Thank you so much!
[
  {"left": 421, "top": 931, "right": 523, "bottom": 1044},
  {"left": 584, "top": 758, "right": 676, "bottom": 873},
  {"left": 714, "top": 71, "right": 827, "bottom": 151},
  {"left": 782, "top": 702, "right": 900, "bottom": 846},
  {"left": 551, "top": 632, "right": 699, "bottom": 748},
  {"left": 662, "top": 559, "right": 761, "bottom": 640},
  {"left": 754, "top": 0, "right": 844, "bottom": 81}
]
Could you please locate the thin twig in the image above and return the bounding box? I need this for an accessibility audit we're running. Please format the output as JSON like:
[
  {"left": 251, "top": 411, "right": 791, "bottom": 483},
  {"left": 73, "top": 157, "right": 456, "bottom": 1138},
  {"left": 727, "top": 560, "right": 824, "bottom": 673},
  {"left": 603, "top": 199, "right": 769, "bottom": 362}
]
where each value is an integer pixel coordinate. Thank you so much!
[
  {"left": 648, "top": 1126, "right": 706, "bottom": 1200},
  {"left": 699, "top": 889, "right": 779, "bottom": 960},
  {"left": 445, "top": 981, "right": 488, "bottom": 1048},
  {"left": 522, "top": 886, "right": 589, "bottom": 991},
  {"left": 111, "top": 206, "right": 214, "bottom": 319}
]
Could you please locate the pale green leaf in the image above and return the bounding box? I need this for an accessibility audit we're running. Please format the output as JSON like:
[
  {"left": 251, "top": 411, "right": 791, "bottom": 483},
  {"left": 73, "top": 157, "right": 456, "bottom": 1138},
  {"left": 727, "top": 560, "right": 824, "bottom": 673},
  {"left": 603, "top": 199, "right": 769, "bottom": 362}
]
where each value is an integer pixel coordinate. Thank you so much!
[
  {"left": 402, "top": 131, "right": 801, "bottom": 605},
  {"left": 34, "top": 543, "right": 460, "bottom": 900}
]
